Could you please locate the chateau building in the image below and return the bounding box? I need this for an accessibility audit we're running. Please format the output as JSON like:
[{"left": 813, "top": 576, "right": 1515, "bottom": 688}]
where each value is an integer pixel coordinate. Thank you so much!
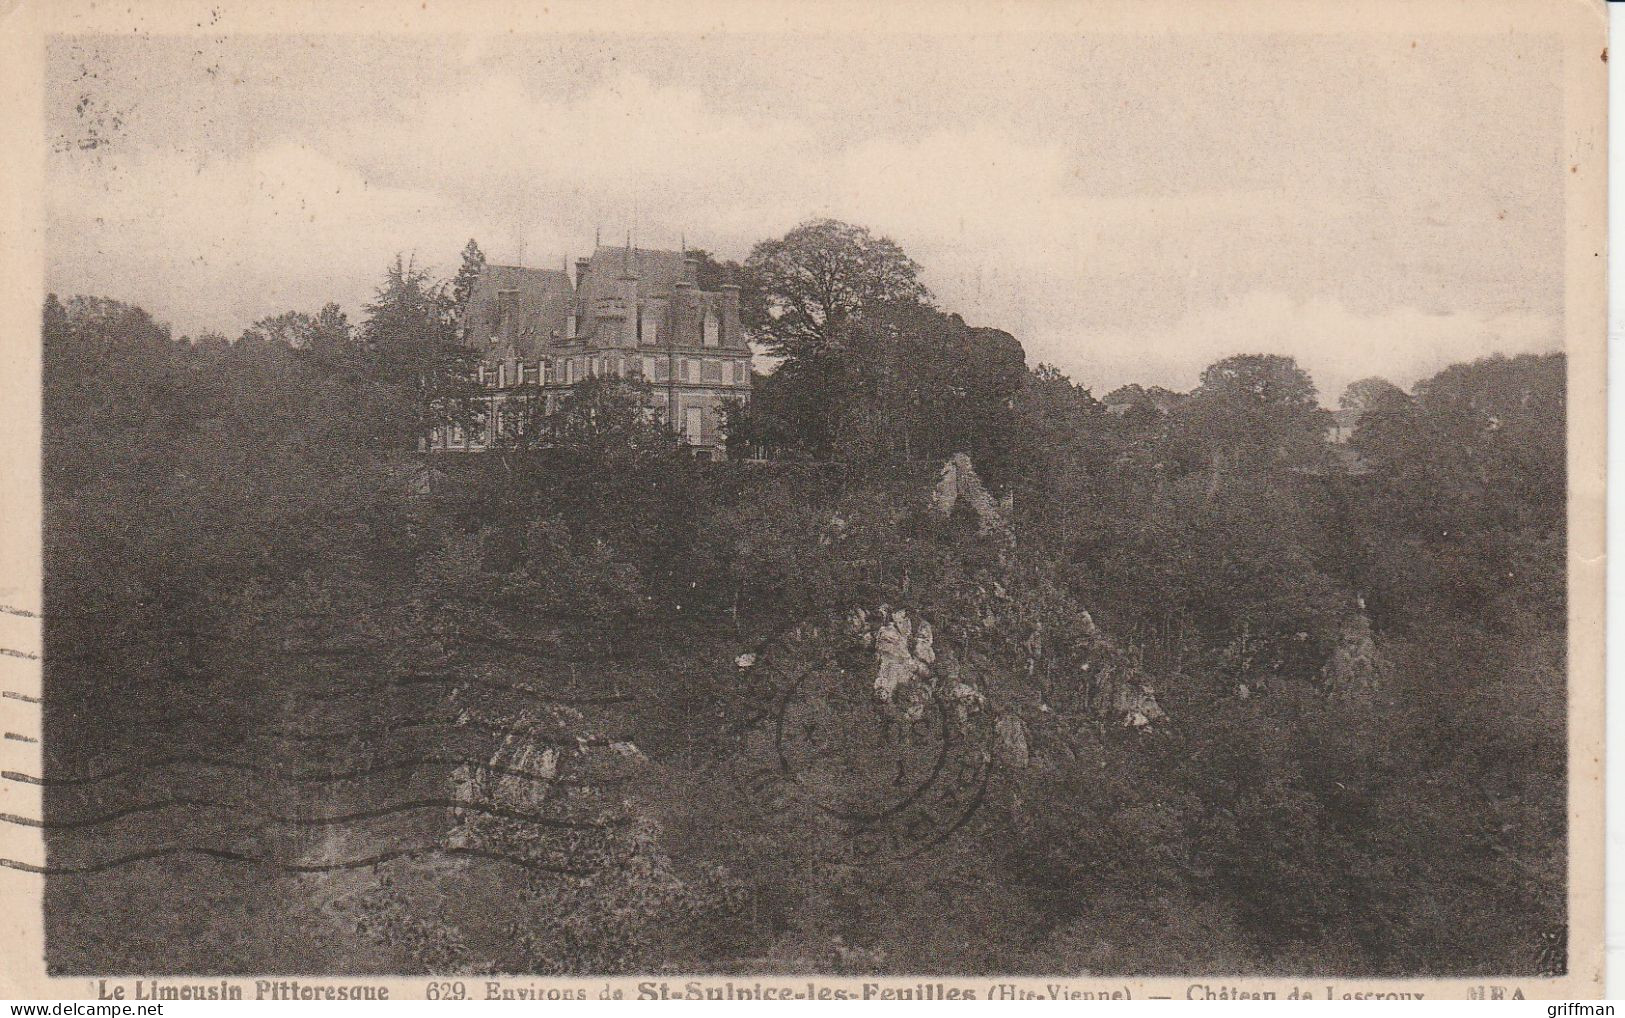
[{"left": 426, "top": 242, "right": 752, "bottom": 458}]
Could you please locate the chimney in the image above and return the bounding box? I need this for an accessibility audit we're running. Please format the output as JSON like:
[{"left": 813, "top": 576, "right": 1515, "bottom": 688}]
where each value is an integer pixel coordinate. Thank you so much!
[
  {"left": 682, "top": 254, "right": 700, "bottom": 287},
  {"left": 673, "top": 260, "right": 696, "bottom": 347},
  {"left": 720, "top": 280, "right": 742, "bottom": 346},
  {"left": 575, "top": 256, "right": 591, "bottom": 291}
]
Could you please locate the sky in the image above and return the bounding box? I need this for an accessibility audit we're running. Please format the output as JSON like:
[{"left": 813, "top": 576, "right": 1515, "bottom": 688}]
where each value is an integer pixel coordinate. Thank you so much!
[{"left": 44, "top": 29, "right": 1566, "bottom": 404}]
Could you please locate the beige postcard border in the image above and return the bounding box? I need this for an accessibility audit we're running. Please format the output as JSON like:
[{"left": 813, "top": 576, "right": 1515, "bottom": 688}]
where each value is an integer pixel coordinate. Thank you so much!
[{"left": 0, "top": 0, "right": 1606, "bottom": 1000}]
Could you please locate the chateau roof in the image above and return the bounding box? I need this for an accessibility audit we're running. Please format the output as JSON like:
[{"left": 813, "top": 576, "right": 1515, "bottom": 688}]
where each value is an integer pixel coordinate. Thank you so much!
[
  {"left": 485, "top": 263, "right": 572, "bottom": 291},
  {"left": 576, "top": 245, "right": 692, "bottom": 309},
  {"left": 464, "top": 263, "right": 573, "bottom": 358}
]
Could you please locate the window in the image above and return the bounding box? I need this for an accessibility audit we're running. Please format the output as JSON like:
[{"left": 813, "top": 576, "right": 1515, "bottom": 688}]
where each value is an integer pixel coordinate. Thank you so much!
[
  {"left": 544, "top": 360, "right": 556, "bottom": 384},
  {"left": 703, "top": 310, "right": 720, "bottom": 347},
  {"left": 679, "top": 359, "right": 691, "bottom": 382},
  {"left": 685, "top": 406, "right": 704, "bottom": 445},
  {"left": 640, "top": 309, "right": 660, "bottom": 345},
  {"left": 701, "top": 360, "right": 723, "bottom": 384},
  {"left": 641, "top": 356, "right": 655, "bottom": 377},
  {"left": 566, "top": 313, "right": 578, "bottom": 340},
  {"left": 733, "top": 361, "right": 748, "bottom": 384},
  {"left": 655, "top": 359, "right": 670, "bottom": 382}
]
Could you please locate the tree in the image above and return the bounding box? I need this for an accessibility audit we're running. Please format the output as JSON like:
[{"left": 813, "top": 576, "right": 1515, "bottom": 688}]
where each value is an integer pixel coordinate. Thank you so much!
[
  {"left": 1007, "top": 364, "right": 1107, "bottom": 496},
  {"left": 1339, "top": 376, "right": 1407, "bottom": 413},
  {"left": 1197, "top": 354, "right": 1320, "bottom": 413},
  {"left": 240, "top": 310, "right": 318, "bottom": 349},
  {"left": 742, "top": 219, "right": 929, "bottom": 359},
  {"left": 1176, "top": 354, "right": 1330, "bottom": 480},
  {"left": 726, "top": 302, "right": 1029, "bottom": 476},
  {"left": 452, "top": 238, "right": 487, "bottom": 323},
  {"left": 308, "top": 302, "right": 354, "bottom": 357},
  {"left": 362, "top": 254, "right": 477, "bottom": 447},
  {"left": 1349, "top": 353, "right": 1565, "bottom": 628},
  {"left": 537, "top": 375, "right": 679, "bottom": 460}
]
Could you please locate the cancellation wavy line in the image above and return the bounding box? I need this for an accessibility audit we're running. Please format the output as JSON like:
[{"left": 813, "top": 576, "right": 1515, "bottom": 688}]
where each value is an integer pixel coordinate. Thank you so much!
[
  {"left": 4, "top": 753, "right": 634, "bottom": 788},
  {"left": 0, "top": 843, "right": 604, "bottom": 877},
  {"left": 26, "top": 723, "right": 628, "bottom": 770},
  {"left": 1, "top": 795, "right": 631, "bottom": 831}
]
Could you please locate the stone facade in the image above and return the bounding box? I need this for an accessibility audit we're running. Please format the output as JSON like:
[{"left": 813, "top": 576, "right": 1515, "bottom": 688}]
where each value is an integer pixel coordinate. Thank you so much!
[{"left": 428, "top": 243, "right": 752, "bottom": 458}]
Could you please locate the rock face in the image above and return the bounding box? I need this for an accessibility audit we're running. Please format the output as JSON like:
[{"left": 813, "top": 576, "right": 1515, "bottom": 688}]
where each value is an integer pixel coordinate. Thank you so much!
[
  {"left": 851, "top": 605, "right": 987, "bottom": 722},
  {"left": 1319, "top": 612, "right": 1390, "bottom": 697},
  {"left": 931, "top": 453, "right": 1014, "bottom": 543},
  {"left": 445, "top": 701, "right": 644, "bottom": 868},
  {"left": 994, "top": 714, "right": 1030, "bottom": 767},
  {"left": 1059, "top": 654, "right": 1169, "bottom": 730},
  {"left": 1105, "top": 676, "right": 1167, "bottom": 728},
  {"left": 451, "top": 720, "right": 560, "bottom": 813},
  {"left": 867, "top": 607, "right": 936, "bottom": 710},
  {"left": 846, "top": 604, "right": 1014, "bottom": 760}
]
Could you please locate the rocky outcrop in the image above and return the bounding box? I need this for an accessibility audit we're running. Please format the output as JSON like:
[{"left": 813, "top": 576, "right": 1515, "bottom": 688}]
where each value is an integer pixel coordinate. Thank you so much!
[
  {"left": 445, "top": 702, "right": 644, "bottom": 867},
  {"left": 849, "top": 605, "right": 989, "bottom": 725},
  {"left": 931, "top": 453, "right": 1013, "bottom": 543},
  {"left": 845, "top": 604, "right": 1022, "bottom": 766},
  {"left": 866, "top": 606, "right": 935, "bottom": 706},
  {"left": 1319, "top": 612, "right": 1390, "bottom": 697},
  {"left": 994, "top": 714, "right": 1030, "bottom": 767},
  {"left": 1104, "top": 674, "right": 1167, "bottom": 728}
]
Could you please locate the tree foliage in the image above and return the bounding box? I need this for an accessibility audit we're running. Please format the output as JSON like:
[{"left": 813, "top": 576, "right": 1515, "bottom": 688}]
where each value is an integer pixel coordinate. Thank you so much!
[
  {"left": 742, "top": 218, "right": 929, "bottom": 359},
  {"left": 451, "top": 238, "right": 486, "bottom": 322}
]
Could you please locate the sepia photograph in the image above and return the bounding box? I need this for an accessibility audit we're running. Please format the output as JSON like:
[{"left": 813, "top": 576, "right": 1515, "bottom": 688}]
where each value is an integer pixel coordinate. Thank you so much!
[{"left": 0, "top": 0, "right": 1607, "bottom": 1001}]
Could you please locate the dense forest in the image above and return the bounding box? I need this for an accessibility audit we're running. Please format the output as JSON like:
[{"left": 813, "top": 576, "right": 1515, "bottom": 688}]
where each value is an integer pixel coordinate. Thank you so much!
[{"left": 41, "top": 221, "right": 1566, "bottom": 976}]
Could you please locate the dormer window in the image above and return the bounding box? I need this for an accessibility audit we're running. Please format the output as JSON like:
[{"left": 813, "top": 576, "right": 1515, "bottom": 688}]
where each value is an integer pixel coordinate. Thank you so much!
[{"left": 703, "top": 310, "right": 720, "bottom": 347}]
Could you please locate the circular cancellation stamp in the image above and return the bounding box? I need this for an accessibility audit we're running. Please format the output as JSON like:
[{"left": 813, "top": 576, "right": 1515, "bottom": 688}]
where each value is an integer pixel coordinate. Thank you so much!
[{"left": 732, "top": 612, "right": 996, "bottom": 864}]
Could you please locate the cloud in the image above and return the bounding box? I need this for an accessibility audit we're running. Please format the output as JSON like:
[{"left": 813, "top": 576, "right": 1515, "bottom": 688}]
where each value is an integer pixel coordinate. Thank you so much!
[
  {"left": 42, "top": 39, "right": 1565, "bottom": 404},
  {"left": 332, "top": 71, "right": 815, "bottom": 252},
  {"left": 48, "top": 142, "right": 470, "bottom": 337}
]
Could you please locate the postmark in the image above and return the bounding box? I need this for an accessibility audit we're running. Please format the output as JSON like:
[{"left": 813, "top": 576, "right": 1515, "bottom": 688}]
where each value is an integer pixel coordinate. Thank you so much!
[{"left": 732, "top": 613, "right": 995, "bottom": 865}]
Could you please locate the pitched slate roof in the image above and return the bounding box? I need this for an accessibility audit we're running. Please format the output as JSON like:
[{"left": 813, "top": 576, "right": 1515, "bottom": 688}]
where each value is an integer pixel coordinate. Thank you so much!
[
  {"left": 464, "top": 264, "right": 573, "bottom": 359},
  {"left": 576, "top": 245, "right": 689, "bottom": 309}
]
